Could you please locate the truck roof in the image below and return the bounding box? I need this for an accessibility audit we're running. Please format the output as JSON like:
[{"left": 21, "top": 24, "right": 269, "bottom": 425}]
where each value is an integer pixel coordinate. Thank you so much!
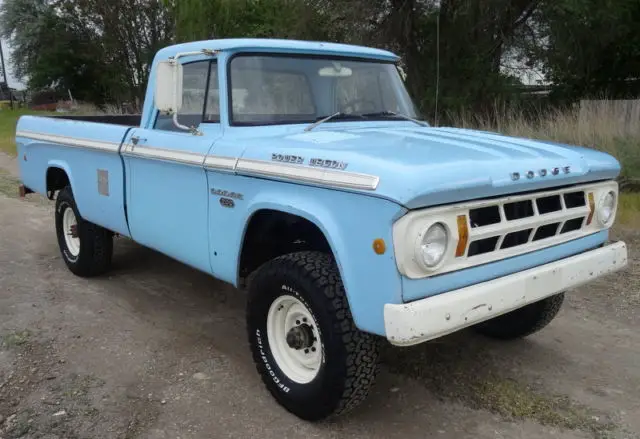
[{"left": 155, "top": 38, "right": 400, "bottom": 62}]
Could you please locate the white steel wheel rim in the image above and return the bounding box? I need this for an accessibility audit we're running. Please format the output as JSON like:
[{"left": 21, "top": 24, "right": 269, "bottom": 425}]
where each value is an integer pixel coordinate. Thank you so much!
[
  {"left": 62, "top": 207, "right": 80, "bottom": 257},
  {"left": 267, "top": 295, "right": 322, "bottom": 384}
]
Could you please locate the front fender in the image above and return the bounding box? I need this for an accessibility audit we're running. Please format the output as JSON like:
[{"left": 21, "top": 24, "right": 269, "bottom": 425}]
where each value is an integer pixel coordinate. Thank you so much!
[
  {"left": 247, "top": 191, "right": 406, "bottom": 335},
  {"left": 207, "top": 173, "right": 407, "bottom": 336}
]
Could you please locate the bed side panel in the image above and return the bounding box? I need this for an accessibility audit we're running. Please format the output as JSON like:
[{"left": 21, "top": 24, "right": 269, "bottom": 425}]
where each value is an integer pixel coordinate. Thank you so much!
[{"left": 16, "top": 116, "right": 132, "bottom": 237}]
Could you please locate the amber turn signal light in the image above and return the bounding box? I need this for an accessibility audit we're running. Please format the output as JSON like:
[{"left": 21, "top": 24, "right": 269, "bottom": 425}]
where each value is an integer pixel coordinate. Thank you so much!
[
  {"left": 586, "top": 192, "right": 595, "bottom": 225},
  {"left": 373, "top": 238, "right": 386, "bottom": 255},
  {"left": 455, "top": 215, "right": 469, "bottom": 257}
]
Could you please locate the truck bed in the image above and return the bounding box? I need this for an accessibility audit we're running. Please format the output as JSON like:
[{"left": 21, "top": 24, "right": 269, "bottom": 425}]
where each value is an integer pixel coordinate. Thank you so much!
[
  {"left": 52, "top": 114, "right": 142, "bottom": 126},
  {"left": 16, "top": 115, "right": 134, "bottom": 237}
]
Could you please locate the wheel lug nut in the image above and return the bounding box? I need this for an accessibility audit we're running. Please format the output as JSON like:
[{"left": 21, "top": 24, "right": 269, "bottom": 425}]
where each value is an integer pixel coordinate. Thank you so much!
[
  {"left": 296, "top": 320, "right": 300, "bottom": 325},
  {"left": 302, "top": 317, "right": 307, "bottom": 322},
  {"left": 311, "top": 347, "right": 316, "bottom": 352},
  {"left": 304, "top": 349, "right": 309, "bottom": 354}
]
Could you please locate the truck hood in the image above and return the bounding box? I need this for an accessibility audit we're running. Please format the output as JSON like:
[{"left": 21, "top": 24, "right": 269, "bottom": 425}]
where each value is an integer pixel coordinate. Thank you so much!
[{"left": 239, "top": 125, "right": 621, "bottom": 209}]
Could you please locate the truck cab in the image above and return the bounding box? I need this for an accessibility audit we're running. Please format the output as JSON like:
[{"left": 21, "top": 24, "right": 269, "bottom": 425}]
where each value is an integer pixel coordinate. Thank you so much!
[{"left": 15, "top": 38, "right": 628, "bottom": 421}]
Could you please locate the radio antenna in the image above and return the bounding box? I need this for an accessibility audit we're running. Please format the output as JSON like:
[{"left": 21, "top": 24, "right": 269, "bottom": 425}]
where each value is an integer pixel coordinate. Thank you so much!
[{"left": 434, "top": 4, "right": 441, "bottom": 127}]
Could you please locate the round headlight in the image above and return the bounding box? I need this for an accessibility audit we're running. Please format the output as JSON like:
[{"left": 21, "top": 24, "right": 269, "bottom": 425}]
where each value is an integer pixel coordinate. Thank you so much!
[
  {"left": 598, "top": 191, "right": 616, "bottom": 225},
  {"left": 416, "top": 223, "right": 448, "bottom": 269}
]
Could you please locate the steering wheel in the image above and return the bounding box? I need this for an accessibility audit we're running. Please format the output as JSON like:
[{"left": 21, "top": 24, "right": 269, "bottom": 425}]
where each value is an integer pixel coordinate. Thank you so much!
[{"left": 340, "top": 98, "right": 377, "bottom": 114}]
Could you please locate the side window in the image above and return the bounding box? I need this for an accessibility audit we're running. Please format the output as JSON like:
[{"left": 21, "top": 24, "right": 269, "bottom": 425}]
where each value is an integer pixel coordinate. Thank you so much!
[
  {"left": 205, "top": 63, "right": 220, "bottom": 122},
  {"left": 154, "top": 60, "right": 218, "bottom": 131}
]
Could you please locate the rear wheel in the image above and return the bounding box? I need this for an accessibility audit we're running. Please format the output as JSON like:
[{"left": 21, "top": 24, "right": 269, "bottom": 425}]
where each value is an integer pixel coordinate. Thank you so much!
[
  {"left": 55, "top": 186, "right": 113, "bottom": 277},
  {"left": 247, "top": 251, "right": 380, "bottom": 421},
  {"left": 474, "top": 293, "right": 565, "bottom": 340}
]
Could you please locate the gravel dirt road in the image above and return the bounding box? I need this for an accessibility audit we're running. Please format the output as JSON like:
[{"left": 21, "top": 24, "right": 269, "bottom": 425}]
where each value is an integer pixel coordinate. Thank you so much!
[{"left": 0, "top": 154, "right": 639, "bottom": 439}]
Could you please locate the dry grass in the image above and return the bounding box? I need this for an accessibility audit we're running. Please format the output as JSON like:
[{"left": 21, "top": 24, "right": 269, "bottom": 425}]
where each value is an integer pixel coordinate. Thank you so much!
[
  {"left": 618, "top": 193, "right": 640, "bottom": 226},
  {"left": 0, "top": 109, "right": 52, "bottom": 156},
  {"left": 450, "top": 100, "right": 640, "bottom": 226},
  {"left": 450, "top": 101, "right": 640, "bottom": 181}
]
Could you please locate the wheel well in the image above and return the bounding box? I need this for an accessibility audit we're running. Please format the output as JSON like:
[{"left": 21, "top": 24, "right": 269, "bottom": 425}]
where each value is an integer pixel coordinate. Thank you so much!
[
  {"left": 46, "top": 167, "right": 70, "bottom": 199},
  {"left": 239, "top": 210, "right": 333, "bottom": 285}
]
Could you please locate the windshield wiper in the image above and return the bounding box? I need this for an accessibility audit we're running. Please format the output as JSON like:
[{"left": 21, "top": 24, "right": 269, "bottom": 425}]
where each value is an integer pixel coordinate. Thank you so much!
[
  {"left": 360, "top": 111, "right": 429, "bottom": 127},
  {"left": 304, "top": 112, "right": 365, "bottom": 132}
]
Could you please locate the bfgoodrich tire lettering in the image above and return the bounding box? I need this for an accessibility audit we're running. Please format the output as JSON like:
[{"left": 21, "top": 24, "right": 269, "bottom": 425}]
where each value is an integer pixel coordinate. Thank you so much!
[
  {"left": 474, "top": 292, "right": 565, "bottom": 340},
  {"left": 55, "top": 186, "right": 113, "bottom": 277},
  {"left": 247, "top": 251, "right": 380, "bottom": 421}
]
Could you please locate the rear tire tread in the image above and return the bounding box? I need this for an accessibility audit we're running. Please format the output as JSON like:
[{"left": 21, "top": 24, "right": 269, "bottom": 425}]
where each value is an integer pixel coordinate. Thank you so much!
[{"left": 55, "top": 186, "right": 113, "bottom": 277}]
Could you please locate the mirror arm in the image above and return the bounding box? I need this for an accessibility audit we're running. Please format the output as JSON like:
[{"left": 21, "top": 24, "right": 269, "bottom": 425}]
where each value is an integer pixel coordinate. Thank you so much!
[
  {"left": 167, "top": 48, "right": 217, "bottom": 136},
  {"left": 172, "top": 113, "right": 203, "bottom": 136}
]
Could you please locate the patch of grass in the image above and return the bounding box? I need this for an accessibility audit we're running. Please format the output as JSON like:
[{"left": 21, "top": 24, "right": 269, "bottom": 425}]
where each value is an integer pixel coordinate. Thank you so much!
[
  {"left": 62, "top": 373, "right": 106, "bottom": 400},
  {"left": 0, "top": 109, "right": 52, "bottom": 156},
  {"left": 385, "top": 341, "right": 615, "bottom": 435},
  {"left": 618, "top": 193, "right": 640, "bottom": 227},
  {"left": 0, "top": 168, "right": 19, "bottom": 197},
  {"left": 6, "top": 410, "right": 35, "bottom": 437},
  {"left": 471, "top": 377, "right": 615, "bottom": 434},
  {"left": 2, "top": 329, "right": 32, "bottom": 348}
]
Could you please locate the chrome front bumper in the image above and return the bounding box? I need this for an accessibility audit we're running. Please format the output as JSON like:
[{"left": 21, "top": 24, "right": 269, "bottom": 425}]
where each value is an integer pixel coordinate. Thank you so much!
[{"left": 384, "top": 241, "right": 628, "bottom": 346}]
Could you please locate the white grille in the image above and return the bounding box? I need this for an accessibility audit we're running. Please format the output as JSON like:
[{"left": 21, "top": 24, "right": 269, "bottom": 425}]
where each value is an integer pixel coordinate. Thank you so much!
[
  {"left": 392, "top": 181, "right": 618, "bottom": 280},
  {"left": 465, "top": 190, "right": 589, "bottom": 257}
]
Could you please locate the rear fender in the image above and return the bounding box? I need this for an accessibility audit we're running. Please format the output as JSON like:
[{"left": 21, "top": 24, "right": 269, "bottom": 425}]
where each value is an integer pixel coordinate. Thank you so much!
[{"left": 47, "top": 160, "right": 76, "bottom": 195}]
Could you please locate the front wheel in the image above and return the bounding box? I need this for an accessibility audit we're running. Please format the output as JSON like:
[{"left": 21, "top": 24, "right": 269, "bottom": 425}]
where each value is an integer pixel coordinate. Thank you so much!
[{"left": 247, "top": 251, "right": 380, "bottom": 421}]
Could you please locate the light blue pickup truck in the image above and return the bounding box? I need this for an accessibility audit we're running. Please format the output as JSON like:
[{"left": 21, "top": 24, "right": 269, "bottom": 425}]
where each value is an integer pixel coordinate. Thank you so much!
[{"left": 15, "top": 38, "right": 628, "bottom": 420}]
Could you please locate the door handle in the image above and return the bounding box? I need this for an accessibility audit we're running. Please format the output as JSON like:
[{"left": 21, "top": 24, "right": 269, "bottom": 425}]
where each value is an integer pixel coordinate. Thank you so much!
[{"left": 131, "top": 135, "right": 146, "bottom": 145}]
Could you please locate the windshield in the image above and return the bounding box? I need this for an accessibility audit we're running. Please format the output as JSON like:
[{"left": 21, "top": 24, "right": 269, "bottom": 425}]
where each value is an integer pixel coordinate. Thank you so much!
[{"left": 226, "top": 54, "right": 420, "bottom": 126}]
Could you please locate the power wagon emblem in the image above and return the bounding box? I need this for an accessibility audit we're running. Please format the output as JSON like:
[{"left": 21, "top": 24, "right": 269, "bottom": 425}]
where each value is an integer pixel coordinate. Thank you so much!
[{"left": 272, "top": 153, "right": 303, "bottom": 164}]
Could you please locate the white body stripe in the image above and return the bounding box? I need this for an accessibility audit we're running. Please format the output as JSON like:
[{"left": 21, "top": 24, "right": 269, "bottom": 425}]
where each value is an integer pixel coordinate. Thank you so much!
[
  {"left": 121, "top": 143, "right": 205, "bottom": 166},
  {"left": 236, "top": 158, "right": 379, "bottom": 190},
  {"left": 16, "top": 130, "right": 120, "bottom": 152},
  {"left": 18, "top": 130, "right": 380, "bottom": 191},
  {"left": 203, "top": 155, "right": 238, "bottom": 171}
]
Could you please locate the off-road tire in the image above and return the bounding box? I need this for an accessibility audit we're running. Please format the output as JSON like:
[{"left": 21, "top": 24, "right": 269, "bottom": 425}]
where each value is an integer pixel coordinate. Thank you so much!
[
  {"left": 55, "top": 186, "right": 113, "bottom": 277},
  {"left": 474, "top": 292, "right": 565, "bottom": 340},
  {"left": 246, "top": 251, "right": 380, "bottom": 421}
]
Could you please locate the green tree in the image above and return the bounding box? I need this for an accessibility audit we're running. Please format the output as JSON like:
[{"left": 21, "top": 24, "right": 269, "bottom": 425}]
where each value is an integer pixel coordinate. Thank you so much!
[
  {"left": 534, "top": 0, "right": 640, "bottom": 99},
  {"left": 165, "top": 0, "right": 332, "bottom": 42},
  {"left": 0, "top": 0, "right": 173, "bottom": 106},
  {"left": 61, "top": 0, "right": 173, "bottom": 103},
  {"left": 0, "top": 0, "right": 116, "bottom": 103}
]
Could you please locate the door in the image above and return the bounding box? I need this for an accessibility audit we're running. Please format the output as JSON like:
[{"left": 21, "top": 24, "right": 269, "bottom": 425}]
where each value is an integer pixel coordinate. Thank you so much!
[{"left": 123, "top": 59, "right": 222, "bottom": 273}]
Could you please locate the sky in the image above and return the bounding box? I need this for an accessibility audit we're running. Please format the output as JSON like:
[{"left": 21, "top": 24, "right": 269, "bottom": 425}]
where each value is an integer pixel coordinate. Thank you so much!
[
  {"left": 1, "top": 38, "right": 23, "bottom": 89},
  {"left": 0, "top": 0, "right": 25, "bottom": 90}
]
